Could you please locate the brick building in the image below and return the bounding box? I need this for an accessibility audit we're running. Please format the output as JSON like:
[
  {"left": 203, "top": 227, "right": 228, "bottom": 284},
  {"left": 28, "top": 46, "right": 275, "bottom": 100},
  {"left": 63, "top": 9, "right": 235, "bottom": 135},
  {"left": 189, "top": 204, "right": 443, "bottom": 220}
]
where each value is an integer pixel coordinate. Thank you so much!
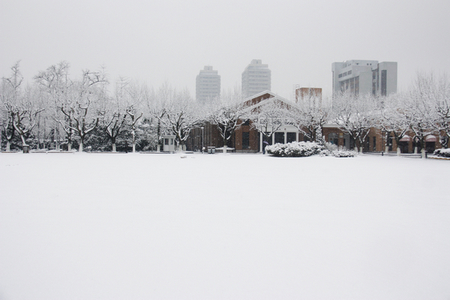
[{"left": 186, "top": 91, "right": 443, "bottom": 154}]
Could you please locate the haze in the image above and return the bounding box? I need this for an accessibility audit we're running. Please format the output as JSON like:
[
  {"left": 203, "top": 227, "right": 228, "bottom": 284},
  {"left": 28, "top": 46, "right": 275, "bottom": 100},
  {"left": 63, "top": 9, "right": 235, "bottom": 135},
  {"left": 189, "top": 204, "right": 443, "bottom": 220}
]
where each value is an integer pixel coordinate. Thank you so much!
[{"left": 1, "top": 0, "right": 449, "bottom": 98}]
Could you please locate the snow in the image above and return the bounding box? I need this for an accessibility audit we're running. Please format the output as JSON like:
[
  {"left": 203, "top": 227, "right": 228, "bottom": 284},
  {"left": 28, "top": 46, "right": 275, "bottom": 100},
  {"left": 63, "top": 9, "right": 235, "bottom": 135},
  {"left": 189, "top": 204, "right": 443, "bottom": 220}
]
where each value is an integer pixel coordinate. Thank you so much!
[{"left": 1, "top": 153, "right": 449, "bottom": 300}]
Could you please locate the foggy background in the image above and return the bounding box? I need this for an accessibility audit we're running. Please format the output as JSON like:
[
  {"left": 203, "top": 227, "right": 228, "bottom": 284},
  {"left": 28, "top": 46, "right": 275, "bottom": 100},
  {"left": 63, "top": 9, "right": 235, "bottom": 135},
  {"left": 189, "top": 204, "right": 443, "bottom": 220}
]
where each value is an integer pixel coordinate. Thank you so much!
[{"left": 1, "top": 0, "right": 449, "bottom": 99}]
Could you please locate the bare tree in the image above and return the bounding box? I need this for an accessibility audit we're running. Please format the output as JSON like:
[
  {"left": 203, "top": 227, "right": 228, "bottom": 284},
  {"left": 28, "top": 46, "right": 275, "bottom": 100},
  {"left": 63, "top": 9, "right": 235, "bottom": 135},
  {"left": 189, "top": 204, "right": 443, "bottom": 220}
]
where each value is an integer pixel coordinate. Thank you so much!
[
  {"left": 56, "top": 69, "right": 106, "bottom": 151},
  {"left": 333, "top": 92, "right": 376, "bottom": 153},
  {"left": 1, "top": 62, "right": 23, "bottom": 151},
  {"left": 378, "top": 93, "right": 411, "bottom": 155},
  {"left": 243, "top": 98, "right": 287, "bottom": 145},
  {"left": 208, "top": 88, "right": 244, "bottom": 153},
  {"left": 407, "top": 73, "right": 439, "bottom": 157},
  {"left": 1, "top": 62, "right": 44, "bottom": 151},
  {"left": 34, "top": 61, "right": 71, "bottom": 150},
  {"left": 288, "top": 93, "right": 330, "bottom": 143},
  {"left": 164, "top": 89, "right": 199, "bottom": 151}
]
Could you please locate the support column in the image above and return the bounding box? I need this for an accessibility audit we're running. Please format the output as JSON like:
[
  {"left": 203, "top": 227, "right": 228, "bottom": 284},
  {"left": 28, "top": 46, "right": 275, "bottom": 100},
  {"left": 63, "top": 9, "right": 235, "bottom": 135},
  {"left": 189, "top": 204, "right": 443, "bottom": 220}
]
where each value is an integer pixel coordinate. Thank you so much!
[{"left": 260, "top": 132, "right": 263, "bottom": 153}]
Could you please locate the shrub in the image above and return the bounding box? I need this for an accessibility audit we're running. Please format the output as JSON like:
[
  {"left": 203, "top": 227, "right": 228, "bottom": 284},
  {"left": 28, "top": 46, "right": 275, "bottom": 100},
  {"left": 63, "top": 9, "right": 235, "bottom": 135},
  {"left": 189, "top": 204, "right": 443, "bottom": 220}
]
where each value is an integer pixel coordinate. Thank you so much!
[
  {"left": 434, "top": 148, "right": 450, "bottom": 157},
  {"left": 266, "top": 141, "right": 324, "bottom": 157},
  {"left": 266, "top": 141, "right": 357, "bottom": 158},
  {"left": 332, "top": 150, "right": 356, "bottom": 157}
]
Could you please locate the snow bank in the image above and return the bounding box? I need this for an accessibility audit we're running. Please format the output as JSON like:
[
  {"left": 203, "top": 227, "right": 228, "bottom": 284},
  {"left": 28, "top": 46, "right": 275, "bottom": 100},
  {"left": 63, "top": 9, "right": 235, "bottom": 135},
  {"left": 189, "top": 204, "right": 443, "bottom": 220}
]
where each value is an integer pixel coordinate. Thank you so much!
[{"left": 434, "top": 148, "right": 450, "bottom": 157}]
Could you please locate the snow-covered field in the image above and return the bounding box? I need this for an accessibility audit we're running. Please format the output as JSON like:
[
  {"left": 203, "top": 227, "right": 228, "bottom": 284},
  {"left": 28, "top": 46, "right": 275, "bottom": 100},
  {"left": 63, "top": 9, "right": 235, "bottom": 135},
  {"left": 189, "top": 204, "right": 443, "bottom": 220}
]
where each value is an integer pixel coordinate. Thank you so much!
[{"left": 1, "top": 152, "right": 449, "bottom": 300}]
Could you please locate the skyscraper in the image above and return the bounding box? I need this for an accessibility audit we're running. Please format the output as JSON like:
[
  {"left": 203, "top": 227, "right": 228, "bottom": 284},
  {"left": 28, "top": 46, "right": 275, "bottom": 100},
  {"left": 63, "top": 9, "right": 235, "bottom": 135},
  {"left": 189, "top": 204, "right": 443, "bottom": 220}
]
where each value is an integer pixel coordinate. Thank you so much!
[
  {"left": 332, "top": 60, "right": 397, "bottom": 97},
  {"left": 196, "top": 66, "right": 221, "bottom": 103},
  {"left": 242, "top": 59, "right": 271, "bottom": 98}
]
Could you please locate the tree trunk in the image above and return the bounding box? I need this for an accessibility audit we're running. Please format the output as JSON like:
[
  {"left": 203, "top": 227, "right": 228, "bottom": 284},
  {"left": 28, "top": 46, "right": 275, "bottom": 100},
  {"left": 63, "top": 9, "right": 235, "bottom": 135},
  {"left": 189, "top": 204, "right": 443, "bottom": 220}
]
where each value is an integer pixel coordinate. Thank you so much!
[
  {"left": 6, "top": 141, "right": 11, "bottom": 152},
  {"left": 223, "top": 145, "right": 227, "bottom": 153},
  {"left": 131, "top": 130, "right": 136, "bottom": 153},
  {"left": 421, "top": 148, "right": 426, "bottom": 159},
  {"left": 157, "top": 144, "right": 160, "bottom": 152},
  {"left": 68, "top": 143, "right": 72, "bottom": 151},
  {"left": 385, "top": 146, "right": 389, "bottom": 153},
  {"left": 79, "top": 142, "right": 83, "bottom": 152},
  {"left": 397, "top": 147, "right": 401, "bottom": 156},
  {"left": 112, "top": 143, "right": 116, "bottom": 152}
]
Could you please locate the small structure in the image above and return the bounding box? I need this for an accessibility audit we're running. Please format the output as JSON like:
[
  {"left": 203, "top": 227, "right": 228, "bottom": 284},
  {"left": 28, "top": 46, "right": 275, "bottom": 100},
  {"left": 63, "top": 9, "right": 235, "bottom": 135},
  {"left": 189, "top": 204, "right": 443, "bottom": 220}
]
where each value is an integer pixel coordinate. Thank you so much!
[{"left": 162, "top": 135, "right": 176, "bottom": 152}]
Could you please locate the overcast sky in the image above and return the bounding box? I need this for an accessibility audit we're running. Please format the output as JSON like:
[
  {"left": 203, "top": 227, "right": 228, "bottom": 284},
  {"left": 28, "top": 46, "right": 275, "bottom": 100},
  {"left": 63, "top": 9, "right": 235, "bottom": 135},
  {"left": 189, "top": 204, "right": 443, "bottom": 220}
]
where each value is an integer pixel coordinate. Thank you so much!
[{"left": 1, "top": 0, "right": 450, "bottom": 99}]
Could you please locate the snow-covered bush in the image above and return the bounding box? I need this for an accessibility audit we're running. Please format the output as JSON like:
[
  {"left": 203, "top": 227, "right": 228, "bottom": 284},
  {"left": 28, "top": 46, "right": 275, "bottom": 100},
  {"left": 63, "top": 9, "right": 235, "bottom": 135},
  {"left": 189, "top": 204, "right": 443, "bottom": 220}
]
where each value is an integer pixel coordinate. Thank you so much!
[
  {"left": 266, "top": 141, "right": 357, "bottom": 158},
  {"left": 266, "top": 141, "right": 324, "bottom": 157},
  {"left": 322, "top": 142, "right": 357, "bottom": 157},
  {"left": 434, "top": 148, "right": 450, "bottom": 157},
  {"left": 332, "top": 150, "right": 357, "bottom": 157}
]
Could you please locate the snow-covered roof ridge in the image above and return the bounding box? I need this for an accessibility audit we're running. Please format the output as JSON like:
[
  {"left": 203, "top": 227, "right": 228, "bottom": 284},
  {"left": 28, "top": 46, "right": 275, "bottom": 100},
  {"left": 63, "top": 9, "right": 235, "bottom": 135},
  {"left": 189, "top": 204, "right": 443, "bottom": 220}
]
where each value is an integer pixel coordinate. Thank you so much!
[
  {"left": 243, "top": 90, "right": 276, "bottom": 101},
  {"left": 240, "top": 90, "right": 299, "bottom": 113}
]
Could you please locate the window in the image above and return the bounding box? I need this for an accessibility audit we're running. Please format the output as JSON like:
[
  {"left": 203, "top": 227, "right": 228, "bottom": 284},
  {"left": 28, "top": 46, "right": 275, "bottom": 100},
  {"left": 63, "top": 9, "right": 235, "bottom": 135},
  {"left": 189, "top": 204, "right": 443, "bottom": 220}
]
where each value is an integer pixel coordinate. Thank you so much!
[
  {"left": 275, "top": 132, "right": 285, "bottom": 144},
  {"left": 287, "top": 132, "right": 296, "bottom": 143},
  {"left": 328, "top": 133, "right": 338, "bottom": 145},
  {"left": 381, "top": 70, "right": 387, "bottom": 96},
  {"left": 242, "top": 132, "right": 250, "bottom": 149}
]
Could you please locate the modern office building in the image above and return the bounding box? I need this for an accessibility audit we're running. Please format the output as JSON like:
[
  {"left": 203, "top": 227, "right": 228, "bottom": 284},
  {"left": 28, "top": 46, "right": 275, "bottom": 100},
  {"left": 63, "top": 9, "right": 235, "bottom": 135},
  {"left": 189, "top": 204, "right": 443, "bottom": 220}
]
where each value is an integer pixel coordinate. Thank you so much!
[
  {"left": 196, "top": 66, "right": 221, "bottom": 103},
  {"left": 332, "top": 60, "right": 397, "bottom": 97},
  {"left": 242, "top": 59, "right": 271, "bottom": 98}
]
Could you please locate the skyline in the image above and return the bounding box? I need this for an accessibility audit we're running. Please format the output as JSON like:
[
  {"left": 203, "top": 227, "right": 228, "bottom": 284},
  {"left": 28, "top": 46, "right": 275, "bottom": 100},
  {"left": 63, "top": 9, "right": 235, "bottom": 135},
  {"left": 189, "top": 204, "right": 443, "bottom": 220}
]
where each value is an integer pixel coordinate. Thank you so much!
[{"left": 1, "top": 0, "right": 450, "bottom": 100}]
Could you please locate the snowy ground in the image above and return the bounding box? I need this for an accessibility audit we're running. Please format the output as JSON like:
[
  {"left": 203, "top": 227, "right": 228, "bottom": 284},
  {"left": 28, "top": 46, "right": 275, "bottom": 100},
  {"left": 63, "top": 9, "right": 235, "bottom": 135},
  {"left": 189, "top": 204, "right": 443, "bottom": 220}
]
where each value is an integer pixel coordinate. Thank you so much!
[{"left": 0, "top": 152, "right": 449, "bottom": 300}]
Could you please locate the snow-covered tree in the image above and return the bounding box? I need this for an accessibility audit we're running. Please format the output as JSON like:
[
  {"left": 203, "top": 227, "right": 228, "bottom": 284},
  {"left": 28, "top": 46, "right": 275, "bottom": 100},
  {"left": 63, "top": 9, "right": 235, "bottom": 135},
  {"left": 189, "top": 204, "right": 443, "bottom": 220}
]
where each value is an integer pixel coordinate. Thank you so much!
[
  {"left": 146, "top": 83, "right": 172, "bottom": 152},
  {"left": 414, "top": 72, "right": 450, "bottom": 148},
  {"left": 207, "top": 88, "right": 244, "bottom": 153},
  {"left": 288, "top": 93, "right": 330, "bottom": 143},
  {"left": 243, "top": 97, "right": 287, "bottom": 144},
  {"left": 1, "top": 62, "right": 23, "bottom": 151},
  {"left": 164, "top": 89, "right": 199, "bottom": 151},
  {"left": 57, "top": 69, "right": 106, "bottom": 151},
  {"left": 1, "top": 62, "right": 44, "bottom": 151},
  {"left": 34, "top": 61, "right": 72, "bottom": 150},
  {"left": 407, "top": 74, "right": 439, "bottom": 157},
  {"left": 333, "top": 92, "right": 377, "bottom": 153},
  {"left": 378, "top": 93, "right": 411, "bottom": 155}
]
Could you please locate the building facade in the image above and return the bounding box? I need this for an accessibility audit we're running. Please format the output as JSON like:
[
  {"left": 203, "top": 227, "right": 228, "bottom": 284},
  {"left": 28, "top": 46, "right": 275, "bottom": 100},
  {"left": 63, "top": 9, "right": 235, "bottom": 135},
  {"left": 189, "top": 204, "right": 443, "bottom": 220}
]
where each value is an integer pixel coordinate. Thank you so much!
[
  {"left": 295, "top": 87, "right": 323, "bottom": 107},
  {"left": 186, "top": 90, "right": 443, "bottom": 155},
  {"left": 242, "top": 59, "right": 271, "bottom": 98},
  {"left": 332, "top": 60, "right": 397, "bottom": 97},
  {"left": 196, "top": 66, "right": 221, "bottom": 103}
]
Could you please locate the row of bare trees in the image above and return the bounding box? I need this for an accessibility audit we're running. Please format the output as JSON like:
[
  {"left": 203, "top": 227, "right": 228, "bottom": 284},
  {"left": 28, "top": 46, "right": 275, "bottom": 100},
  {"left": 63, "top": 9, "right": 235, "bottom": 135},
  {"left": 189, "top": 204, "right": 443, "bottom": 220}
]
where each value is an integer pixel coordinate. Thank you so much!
[
  {"left": 1, "top": 62, "right": 208, "bottom": 152},
  {"left": 1, "top": 61, "right": 449, "bottom": 154}
]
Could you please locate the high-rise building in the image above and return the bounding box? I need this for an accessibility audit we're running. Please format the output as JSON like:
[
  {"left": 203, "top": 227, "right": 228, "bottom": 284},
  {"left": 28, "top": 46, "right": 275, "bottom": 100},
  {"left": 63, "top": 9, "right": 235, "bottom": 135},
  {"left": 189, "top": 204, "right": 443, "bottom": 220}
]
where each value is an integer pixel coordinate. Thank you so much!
[
  {"left": 196, "top": 66, "right": 221, "bottom": 103},
  {"left": 242, "top": 59, "right": 271, "bottom": 98},
  {"left": 332, "top": 60, "right": 397, "bottom": 97}
]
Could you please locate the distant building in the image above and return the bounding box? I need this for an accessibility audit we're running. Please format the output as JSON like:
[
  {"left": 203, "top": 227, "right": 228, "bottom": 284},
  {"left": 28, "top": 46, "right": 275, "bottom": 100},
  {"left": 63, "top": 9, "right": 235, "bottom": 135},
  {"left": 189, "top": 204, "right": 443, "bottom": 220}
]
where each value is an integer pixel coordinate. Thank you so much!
[
  {"left": 242, "top": 59, "right": 271, "bottom": 98},
  {"left": 332, "top": 60, "right": 397, "bottom": 97},
  {"left": 196, "top": 66, "right": 221, "bottom": 103},
  {"left": 295, "top": 87, "right": 322, "bottom": 107}
]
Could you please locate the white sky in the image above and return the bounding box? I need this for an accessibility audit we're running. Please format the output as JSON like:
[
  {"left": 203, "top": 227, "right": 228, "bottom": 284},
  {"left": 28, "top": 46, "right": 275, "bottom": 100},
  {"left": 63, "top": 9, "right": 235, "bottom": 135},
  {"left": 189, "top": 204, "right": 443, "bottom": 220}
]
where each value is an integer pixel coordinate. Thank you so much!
[{"left": 1, "top": 0, "right": 450, "bottom": 99}]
